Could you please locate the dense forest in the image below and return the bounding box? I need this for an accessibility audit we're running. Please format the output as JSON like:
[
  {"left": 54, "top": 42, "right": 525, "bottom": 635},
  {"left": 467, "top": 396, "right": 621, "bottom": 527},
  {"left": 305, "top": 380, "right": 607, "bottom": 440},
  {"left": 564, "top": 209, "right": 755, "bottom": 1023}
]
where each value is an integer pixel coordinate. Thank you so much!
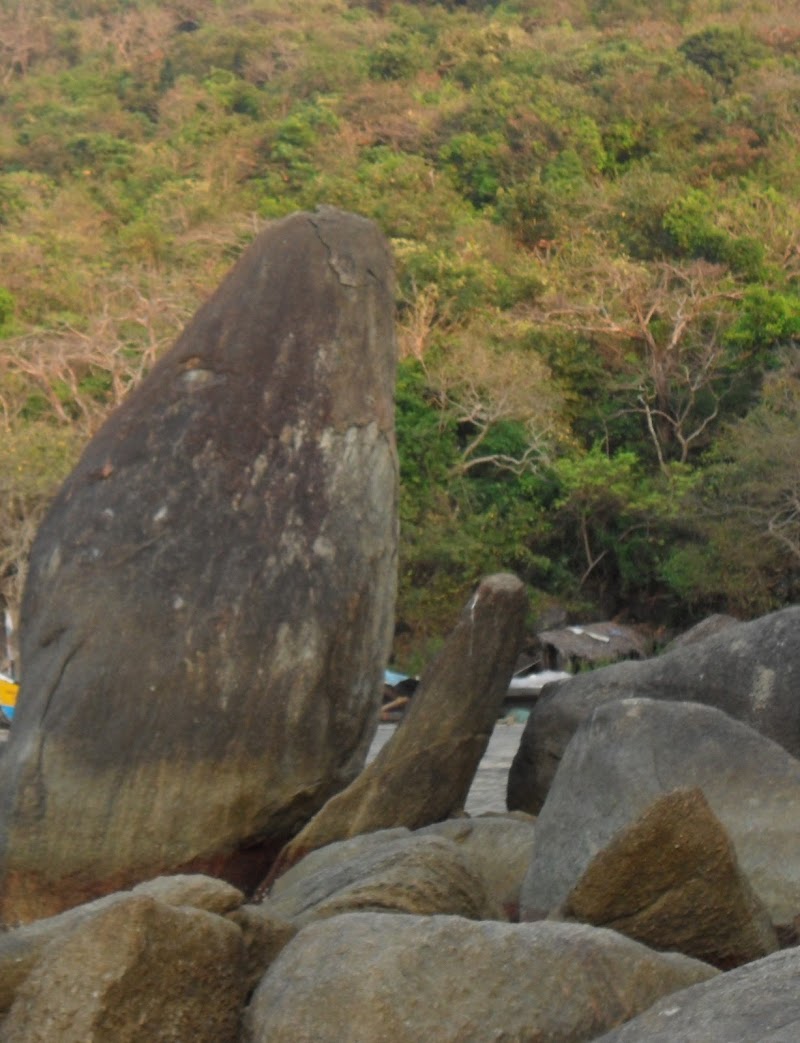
[{"left": 1, "top": 0, "right": 800, "bottom": 668}]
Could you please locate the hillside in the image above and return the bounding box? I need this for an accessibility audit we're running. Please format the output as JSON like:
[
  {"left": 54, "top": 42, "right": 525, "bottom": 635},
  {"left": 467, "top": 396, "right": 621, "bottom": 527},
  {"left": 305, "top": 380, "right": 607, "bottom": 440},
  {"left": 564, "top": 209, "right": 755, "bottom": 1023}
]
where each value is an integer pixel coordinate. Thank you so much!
[{"left": 2, "top": 0, "right": 800, "bottom": 667}]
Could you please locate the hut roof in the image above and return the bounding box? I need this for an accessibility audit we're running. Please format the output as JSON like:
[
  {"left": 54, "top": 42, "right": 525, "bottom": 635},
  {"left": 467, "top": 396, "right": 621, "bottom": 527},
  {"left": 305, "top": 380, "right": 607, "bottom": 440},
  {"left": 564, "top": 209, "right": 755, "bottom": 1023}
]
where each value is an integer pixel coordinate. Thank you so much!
[{"left": 537, "top": 622, "right": 651, "bottom": 665}]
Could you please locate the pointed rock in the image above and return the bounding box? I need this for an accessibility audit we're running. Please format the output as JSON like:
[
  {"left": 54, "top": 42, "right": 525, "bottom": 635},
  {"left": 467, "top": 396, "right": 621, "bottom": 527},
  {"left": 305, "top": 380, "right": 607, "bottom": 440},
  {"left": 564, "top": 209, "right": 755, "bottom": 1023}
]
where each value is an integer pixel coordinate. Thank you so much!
[
  {"left": 0, "top": 208, "right": 398, "bottom": 922},
  {"left": 520, "top": 698, "right": 800, "bottom": 928},
  {"left": 561, "top": 787, "right": 778, "bottom": 969},
  {"left": 265, "top": 573, "right": 526, "bottom": 882}
]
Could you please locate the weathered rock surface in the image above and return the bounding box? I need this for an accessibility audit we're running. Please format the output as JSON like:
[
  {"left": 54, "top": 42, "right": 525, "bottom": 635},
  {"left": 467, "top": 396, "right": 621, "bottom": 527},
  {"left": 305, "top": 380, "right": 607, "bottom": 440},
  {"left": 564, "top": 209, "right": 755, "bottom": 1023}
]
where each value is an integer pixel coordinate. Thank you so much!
[
  {"left": 416, "top": 814, "right": 535, "bottom": 919},
  {"left": 665, "top": 613, "right": 741, "bottom": 650},
  {"left": 520, "top": 699, "right": 800, "bottom": 926},
  {"left": 268, "top": 573, "right": 527, "bottom": 878},
  {"left": 0, "top": 893, "right": 124, "bottom": 1015},
  {"left": 508, "top": 606, "right": 800, "bottom": 813},
  {"left": 594, "top": 946, "right": 800, "bottom": 1042},
  {"left": 268, "top": 827, "right": 411, "bottom": 898},
  {"left": 560, "top": 787, "right": 778, "bottom": 968},
  {"left": 265, "top": 834, "right": 500, "bottom": 925},
  {"left": 2, "top": 895, "right": 247, "bottom": 1042},
  {"left": 0, "top": 207, "right": 398, "bottom": 922},
  {"left": 242, "top": 912, "right": 717, "bottom": 1043},
  {"left": 0, "top": 872, "right": 247, "bottom": 1015},
  {"left": 227, "top": 903, "right": 297, "bottom": 995},
  {"left": 132, "top": 873, "right": 244, "bottom": 915}
]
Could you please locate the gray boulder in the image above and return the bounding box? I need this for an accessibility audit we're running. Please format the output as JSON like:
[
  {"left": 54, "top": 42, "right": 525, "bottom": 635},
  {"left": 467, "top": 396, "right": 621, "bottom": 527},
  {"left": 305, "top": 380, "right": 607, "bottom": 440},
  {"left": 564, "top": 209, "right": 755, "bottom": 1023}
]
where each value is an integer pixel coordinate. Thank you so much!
[
  {"left": 520, "top": 698, "right": 800, "bottom": 927},
  {"left": 242, "top": 912, "right": 717, "bottom": 1043},
  {"left": 560, "top": 787, "right": 778, "bottom": 968},
  {"left": 508, "top": 606, "right": 800, "bottom": 813},
  {"left": 1, "top": 895, "right": 246, "bottom": 1042},
  {"left": 594, "top": 946, "right": 800, "bottom": 1042},
  {"left": 131, "top": 873, "right": 244, "bottom": 915},
  {"left": 665, "top": 613, "right": 741, "bottom": 650},
  {"left": 267, "top": 573, "right": 527, "bottom": 879},
  {"left": 227, "top": 903, "right": 297, "bottom": 995},
  {"left": 265, "top": 833, "right": 500, "bottom": 925},
  {"left": 267, "top": 827, "right": 411, "bottom": 899},
  {"left": 0, "top": 872, "right": 246, "bottom": 1014},
  {"left": 0, "top": 207, "right": 398, "bottom": 922},
  {"left": 416, "top": 815, "right": 535, "bottom": 919}
]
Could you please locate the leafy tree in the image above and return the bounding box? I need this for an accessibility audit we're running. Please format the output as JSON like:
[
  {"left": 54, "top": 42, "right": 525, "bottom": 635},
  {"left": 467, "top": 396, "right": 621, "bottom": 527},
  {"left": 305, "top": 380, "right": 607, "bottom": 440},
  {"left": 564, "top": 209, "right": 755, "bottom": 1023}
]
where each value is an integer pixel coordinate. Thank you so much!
[
  {"left": 3, "top": 0, "right": 800, "bottom": 660},
  {"left": 529, "top": 255, "right": 761, "bottom": 469},
  {"left": 679, "top": 27, "right": 764, "bottom": 90},
  {"left": 663, "top": 190, "right": 765, "bottom": 279},
  {"left": 424, "top": 322, "right": 565, "bottom": 476},
  {"left": 550, "top": 445, "right": 689, "bottom": 608},
  {"left": 670, "top": 351, "right": 800, "bottom": 613}
]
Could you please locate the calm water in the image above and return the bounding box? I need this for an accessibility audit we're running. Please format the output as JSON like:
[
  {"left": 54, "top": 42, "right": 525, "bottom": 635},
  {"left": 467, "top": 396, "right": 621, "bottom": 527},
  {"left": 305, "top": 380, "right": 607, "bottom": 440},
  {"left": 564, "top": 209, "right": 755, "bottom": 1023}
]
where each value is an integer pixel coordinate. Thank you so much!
[{"left": 367, "top": 721, "right": 526, "bottom": 816}]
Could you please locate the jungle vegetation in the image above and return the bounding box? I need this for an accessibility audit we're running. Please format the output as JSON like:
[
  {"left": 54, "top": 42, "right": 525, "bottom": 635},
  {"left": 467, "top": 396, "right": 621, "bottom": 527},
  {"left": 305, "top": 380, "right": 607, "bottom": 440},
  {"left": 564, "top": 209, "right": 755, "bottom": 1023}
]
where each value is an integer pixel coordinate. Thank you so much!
[{"left": 1, "top": 0, "right": 800, "bottom": 667}]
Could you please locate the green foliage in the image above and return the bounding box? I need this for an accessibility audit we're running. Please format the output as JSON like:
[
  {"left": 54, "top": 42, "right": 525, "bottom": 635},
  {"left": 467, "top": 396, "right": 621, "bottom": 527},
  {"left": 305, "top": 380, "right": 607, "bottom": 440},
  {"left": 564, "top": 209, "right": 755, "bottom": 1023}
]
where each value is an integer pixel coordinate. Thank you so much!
[
  {"left": 368, "top": 36, "right": 425, "bottom": 81},
  {"left": 663, "top": 190, "right": 765, "bottom": 278},
  {"left": 67, "top": 132, "right": 136, "bottom": 176},
  {"left": 550, "top": 445, "right": 693, "bottom": 610},
  {"left": 725, "top": 287, "right": 800, "bottom": 358},
  {"left": 679, "top": 27, "right": 764, "bottom": 89},
  {"left": 395, "top": 358, "right": 458, "bottom": 495},
  {"left": 439, "top": 130, "right": 507, "bottom": 207},
  {"left": 396, "top": 237, "right": 540, "bottom": 321},
  {"left": 203, "top": 70, "right": 263, "bottom": 118},
  {"left": 0, "top": 288, "right": 16, "bottom": 334},
  {"left": 3, "top": 0, "right": 800, "bottom": 661},
  {"left": 592, "top": 0, "right": 690, "bottom": 27},
  {"left": 663, "top": 355, "right": 800, "bottom": 614}
]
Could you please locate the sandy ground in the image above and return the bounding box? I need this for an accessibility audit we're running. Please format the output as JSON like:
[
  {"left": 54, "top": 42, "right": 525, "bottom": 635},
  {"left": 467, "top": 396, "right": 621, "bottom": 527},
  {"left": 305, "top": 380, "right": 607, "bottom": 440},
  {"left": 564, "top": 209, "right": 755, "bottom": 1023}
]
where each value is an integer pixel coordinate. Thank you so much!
[{"left": 367, "top": 720, "right": 525, "bottom": 816}]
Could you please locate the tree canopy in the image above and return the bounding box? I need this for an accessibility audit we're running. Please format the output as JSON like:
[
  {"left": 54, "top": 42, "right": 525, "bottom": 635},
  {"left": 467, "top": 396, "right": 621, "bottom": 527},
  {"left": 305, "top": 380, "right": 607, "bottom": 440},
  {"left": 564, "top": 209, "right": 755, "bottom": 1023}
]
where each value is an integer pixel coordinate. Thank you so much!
[{"left": 2, "top": 0, "right": 800, "bottom": 665}]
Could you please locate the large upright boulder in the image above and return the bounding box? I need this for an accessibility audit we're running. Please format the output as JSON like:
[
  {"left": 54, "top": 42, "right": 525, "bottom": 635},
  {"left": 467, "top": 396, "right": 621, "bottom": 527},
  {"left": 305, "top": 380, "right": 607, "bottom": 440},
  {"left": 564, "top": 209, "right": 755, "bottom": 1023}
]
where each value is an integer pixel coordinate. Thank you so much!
[
  {"left": 508, "top": 606, "right": 800, "bottom": 813},
  {"left": 0, "top": 207, "right": 398, "bottom": 923}
]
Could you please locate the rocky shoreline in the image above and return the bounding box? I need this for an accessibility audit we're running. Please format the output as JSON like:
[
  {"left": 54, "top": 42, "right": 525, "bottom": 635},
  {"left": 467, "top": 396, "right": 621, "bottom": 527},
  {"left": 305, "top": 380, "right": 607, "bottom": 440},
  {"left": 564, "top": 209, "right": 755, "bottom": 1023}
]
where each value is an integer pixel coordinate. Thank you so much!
[
  {"left": 1, "top": 209, "right": 798, "bottom": 1039},
  {"left": 3, "top": 608, "right": 800, "bottom": 1039}
]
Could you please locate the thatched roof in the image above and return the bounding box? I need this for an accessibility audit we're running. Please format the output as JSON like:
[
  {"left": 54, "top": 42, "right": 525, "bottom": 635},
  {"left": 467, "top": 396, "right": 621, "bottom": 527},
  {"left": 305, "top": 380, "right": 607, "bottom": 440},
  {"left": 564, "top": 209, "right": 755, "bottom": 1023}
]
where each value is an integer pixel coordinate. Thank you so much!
[{"left": 537, "top": 622, "right": 651, "bottom": 667}]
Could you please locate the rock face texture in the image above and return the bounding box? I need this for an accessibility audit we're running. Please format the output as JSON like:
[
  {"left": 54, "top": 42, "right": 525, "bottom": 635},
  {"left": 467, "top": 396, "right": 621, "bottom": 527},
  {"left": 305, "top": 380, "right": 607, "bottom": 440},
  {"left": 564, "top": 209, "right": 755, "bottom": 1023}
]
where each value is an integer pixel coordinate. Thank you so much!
[
  {"left": 265, "top": 834, "right": 500, "bottom": 925},
  {"left": 594, "top": 947, "right": 800, "bottom": 1043},
  {"left": 1, "top": 895, "right": 247, "bottom": 1043},
  {"left": 268, "top": 573, "right": 527, "bottom": 878},
  {"left": 416, "top": 815, "right": 535, "bottom": 919},
  {"left": 241, "top": 912, "right": 717, "bottom": 1043},
  {"left": 0, "top": 207, "right": 398, "bottom": 923},
  {"left": 519, "top": 699, "right": 800, "bottom": 927},
  {"left": 508, "top": 606, "right": 800, "bottom": 813},
  {"left": 0, "top": 873, "right": 245, "bottom": 1015},
  {"left": 560, "top": 788, "right": 778, "bottom": 969}
]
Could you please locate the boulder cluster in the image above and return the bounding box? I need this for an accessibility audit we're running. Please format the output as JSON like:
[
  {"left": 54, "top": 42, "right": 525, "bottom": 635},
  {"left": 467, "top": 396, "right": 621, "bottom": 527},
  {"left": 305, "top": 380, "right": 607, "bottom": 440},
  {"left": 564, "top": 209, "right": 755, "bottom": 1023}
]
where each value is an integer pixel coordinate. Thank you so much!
[
  {"left": 1, "top": 210, "right": 798, "bottom": 1039},
  {"left": 3, "top": 608, "right": 800, "bottom": 1039}
]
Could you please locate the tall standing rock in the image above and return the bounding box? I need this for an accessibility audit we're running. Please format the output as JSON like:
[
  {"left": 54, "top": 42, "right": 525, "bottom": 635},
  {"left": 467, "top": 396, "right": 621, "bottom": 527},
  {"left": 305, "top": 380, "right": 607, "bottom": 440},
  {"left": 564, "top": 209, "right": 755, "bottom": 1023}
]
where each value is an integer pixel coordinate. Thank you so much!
[
  {"left": 0, "top": 207, "right": 398, "bottom": 923},
  {"left": 265, "top": 574, "right": 527, "bottom": 880}
]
